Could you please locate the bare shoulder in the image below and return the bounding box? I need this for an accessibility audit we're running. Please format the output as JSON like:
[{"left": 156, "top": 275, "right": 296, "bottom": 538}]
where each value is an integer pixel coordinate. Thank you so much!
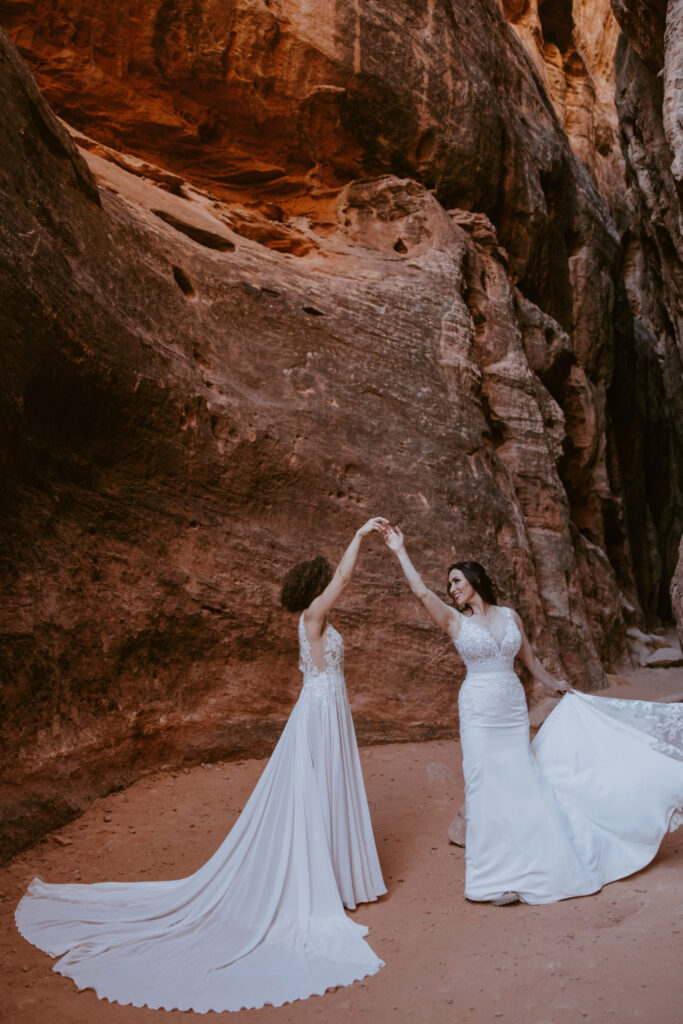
[{"left": 302, "top": 604, "right": 324, "bottom": 637}]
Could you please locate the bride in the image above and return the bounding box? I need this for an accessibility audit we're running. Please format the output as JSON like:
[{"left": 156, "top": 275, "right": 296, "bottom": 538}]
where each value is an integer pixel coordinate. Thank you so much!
[
  {"left": 15, "top": 519, "right": 387, "bottom": 1012},
  {"left": 382, "top": 523, "right": 683, "bottom": 906}
]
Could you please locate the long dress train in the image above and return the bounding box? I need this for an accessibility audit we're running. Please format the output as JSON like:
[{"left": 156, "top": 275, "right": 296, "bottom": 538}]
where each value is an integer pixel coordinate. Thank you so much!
[
  {"left": 15, "top": 615, "right": 386, "bottom": 1012},
  {"left": 456, "top": 606, "right": 683, "bottom": 904}
]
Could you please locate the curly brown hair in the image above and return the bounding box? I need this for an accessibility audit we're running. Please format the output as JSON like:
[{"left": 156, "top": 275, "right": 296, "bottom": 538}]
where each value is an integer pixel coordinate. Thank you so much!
[{"left": 280, "top": 556, "right": 333, "bottom": 612}]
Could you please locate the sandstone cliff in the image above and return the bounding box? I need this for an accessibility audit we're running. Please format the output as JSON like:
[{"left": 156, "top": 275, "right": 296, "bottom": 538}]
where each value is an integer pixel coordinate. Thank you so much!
[{"left": 0, "top": 0, "right": 681, "bottom": 859}]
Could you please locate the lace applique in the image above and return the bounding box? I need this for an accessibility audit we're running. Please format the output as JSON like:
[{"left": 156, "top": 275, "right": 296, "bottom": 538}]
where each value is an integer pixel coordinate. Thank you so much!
[
  {"left": 299, "top": 678, "right": 347, "bottom": 710},
  {"left": 574, "top": 693, "right": 683, "bottom": 833},
  {"left": 298, "top": 615, "right": 347, "bottom": 710},
  {"left": 453, "top": 606, "right": 521, "bottom": 669},
  {"left": 457, "top": 672, "right": 526, "bottom": 719},
  {"left": 455, "top": 608, "right": 527, "bottom": 720},
  {"left": 578, "top": 693, "right": 683, "bottom": 763}
]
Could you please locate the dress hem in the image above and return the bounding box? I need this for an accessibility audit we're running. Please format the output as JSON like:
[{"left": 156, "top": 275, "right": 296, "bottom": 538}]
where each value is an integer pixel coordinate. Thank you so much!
[{"left": 15, "top": 903, "right": 385, "bottom": 1014}]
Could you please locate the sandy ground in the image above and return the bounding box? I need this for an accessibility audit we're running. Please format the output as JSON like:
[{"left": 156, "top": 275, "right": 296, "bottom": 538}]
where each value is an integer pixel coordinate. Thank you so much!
[{"left": 3, "top": 666, "right": 683, "bottom": 1024}]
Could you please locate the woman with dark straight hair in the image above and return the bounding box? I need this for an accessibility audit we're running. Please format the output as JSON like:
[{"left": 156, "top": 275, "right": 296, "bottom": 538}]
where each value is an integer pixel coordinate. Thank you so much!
[
  {"left": 16, "top": 519, "right": 387, "bottom": 1012},
  {"left": 383, "top": 523, "right": 683, "bottom": 907}
]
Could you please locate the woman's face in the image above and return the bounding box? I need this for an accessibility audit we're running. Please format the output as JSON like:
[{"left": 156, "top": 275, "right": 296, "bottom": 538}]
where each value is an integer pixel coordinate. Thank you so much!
[{"left": 448, "top": 569, "right": 476, "bottom": 609}]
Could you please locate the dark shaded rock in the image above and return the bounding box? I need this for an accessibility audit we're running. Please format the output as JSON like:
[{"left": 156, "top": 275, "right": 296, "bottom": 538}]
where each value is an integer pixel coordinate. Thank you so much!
[
  {"left": 611, "top": 0, "right": 667, "bottom": 72},
  {"left": 609, "top": 14, "right": 683, "bottom": 623},
  {"left": 151, "top": 209, "right": 236, "bottom": 251}
]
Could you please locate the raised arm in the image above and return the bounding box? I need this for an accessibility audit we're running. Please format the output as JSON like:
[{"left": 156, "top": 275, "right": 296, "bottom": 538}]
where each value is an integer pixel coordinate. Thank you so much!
[
  {"left": 304, "top": 517, "right": 386, "bottom": 631},
  {"left": 512, "top": 610, "right": 570, "bottom": 694},
  {"left": 383, "top": 526, "right": 459, "bottom": 636}
]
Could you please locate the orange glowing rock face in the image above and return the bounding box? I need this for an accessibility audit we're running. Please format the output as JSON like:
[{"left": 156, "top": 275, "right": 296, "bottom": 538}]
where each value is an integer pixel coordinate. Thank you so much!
[
  {"left": 0, "top": 1, "right": 608, "bottom": 262},
  {"left": 0, "top": 0, "right": 681, "bottom": 860}
]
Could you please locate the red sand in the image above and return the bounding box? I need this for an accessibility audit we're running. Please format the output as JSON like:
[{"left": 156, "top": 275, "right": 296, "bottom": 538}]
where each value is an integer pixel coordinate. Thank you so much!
[{"left": 3, "top": 666, "right": 683, "bottom": 1024}]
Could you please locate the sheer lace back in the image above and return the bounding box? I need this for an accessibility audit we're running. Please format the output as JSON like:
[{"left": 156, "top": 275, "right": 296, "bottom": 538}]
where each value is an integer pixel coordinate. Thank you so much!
[{"left": 298, "top": 614, "right": 346, "bottom": 709}]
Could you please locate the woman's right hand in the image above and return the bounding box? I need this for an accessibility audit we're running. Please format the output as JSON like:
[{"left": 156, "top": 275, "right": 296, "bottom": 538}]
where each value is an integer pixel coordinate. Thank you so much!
[{"left": 382, "top": 524, "right": 405, "bottom": 552}]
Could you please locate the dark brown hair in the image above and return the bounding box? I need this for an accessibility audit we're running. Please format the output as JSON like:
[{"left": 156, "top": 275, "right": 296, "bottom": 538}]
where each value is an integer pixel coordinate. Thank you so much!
[
  {"left": 447, "top": 560, "right": 497, "bottom": 606},
  {"left": 280, "top": 556, "right": 333, "bottom": 613}
]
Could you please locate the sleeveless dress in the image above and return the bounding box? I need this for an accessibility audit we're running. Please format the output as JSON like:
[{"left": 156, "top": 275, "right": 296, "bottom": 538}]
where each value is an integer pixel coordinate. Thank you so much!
[
  {"left": 14, "top": 615, "right": 386, "bottom": 1012},
  {"left": 455, "top": 606, "right": 683, "bottom": 904}
]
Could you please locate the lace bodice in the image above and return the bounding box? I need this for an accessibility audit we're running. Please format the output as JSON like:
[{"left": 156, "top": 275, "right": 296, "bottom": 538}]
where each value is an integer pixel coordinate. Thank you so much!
[
  {"left": 453, "top": 606, "right": 521, "bottom": 671},
  {"left": 298, "top": 614, "right": 347, "bottom": 709},
  {"left": 454, "top": 607, "right": 526, "bottom": 723}
]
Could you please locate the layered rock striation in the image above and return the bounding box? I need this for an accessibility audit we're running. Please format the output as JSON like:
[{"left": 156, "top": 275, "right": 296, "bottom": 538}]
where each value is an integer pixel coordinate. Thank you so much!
[
  {"left": 499, "top": 0, "right": 683, "bottom": 627},
  {"left": 0, "top": 0, "right": 681, "bottom": 858},
  {"left": 608, "top": 0, "right": 683, "bottom": 624}
]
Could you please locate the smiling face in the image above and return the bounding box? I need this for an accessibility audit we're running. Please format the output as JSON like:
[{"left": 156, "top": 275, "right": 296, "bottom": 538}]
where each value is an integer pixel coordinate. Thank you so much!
[{"left": 448, "top": 568, "right": 476, "bottom": 610}]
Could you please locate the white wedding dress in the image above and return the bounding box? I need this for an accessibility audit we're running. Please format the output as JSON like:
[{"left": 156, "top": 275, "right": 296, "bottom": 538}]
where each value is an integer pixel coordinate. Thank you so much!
[
  {"left": 15, "top": 615, "right": 386, "bottom": 1012},
  {"left": 456, "top": 606, "right": 683, "bottom": 904}
]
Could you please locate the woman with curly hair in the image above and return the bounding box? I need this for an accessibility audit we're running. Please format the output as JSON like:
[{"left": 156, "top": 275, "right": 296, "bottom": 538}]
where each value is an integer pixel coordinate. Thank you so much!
[
  {"left": 16, "top": 519, "right": 387, "bottom": 1013},
  {"left": 278, "top": 516, "right": 388, "bottom": 912}
]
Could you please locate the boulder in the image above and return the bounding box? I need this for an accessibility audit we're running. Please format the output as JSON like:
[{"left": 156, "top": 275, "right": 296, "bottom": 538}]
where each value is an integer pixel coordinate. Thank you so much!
[{"left": 646, "top": 647, "right": 683, "bottom": 669}]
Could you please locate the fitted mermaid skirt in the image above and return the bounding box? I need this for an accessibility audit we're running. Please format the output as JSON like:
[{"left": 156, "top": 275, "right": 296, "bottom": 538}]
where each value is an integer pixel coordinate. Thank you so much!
[
  {"left": 15, "top": 617, "right": 386, "bottom": 1012},
  {"left": 456, "top": 608, "right": 683, "bottom": 905}
]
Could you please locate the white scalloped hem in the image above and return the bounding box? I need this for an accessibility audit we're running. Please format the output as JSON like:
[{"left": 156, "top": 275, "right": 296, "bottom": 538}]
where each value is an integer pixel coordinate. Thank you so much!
[
  {"left": 15, "top": 906, "right": 384, "bottom": 1014},
  {"left": 49, "top": 960, "right": 385, "bottom": 1014}
]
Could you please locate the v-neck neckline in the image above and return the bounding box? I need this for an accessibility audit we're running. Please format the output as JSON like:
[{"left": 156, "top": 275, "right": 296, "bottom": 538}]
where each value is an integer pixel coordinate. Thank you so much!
[{"left": 466, "top": 608, "right": 509, "bottom": 650}]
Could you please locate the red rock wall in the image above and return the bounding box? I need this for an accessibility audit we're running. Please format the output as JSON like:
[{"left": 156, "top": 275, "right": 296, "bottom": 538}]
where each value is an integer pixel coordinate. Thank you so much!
[
  {"left": 608, "top": 0, "right": 683, "bottom": 621},
  {"left": 498, "top": 0, "right": 683, "bottom": 626},
  {"left": 0, "top": 0, "right": 681, "bottom": 858}
]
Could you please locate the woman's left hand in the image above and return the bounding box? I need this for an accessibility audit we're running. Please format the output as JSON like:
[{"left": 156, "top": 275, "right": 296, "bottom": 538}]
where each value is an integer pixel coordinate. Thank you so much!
[
  {"left": 551, "top": 679, "right": 571, "bottom": 694},
  {"left": 357, "top": 516, "right": 390, "bottom": 537}
]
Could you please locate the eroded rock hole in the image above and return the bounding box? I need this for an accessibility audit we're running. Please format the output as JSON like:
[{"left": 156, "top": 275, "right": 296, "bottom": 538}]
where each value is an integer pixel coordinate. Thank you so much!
[
  {"left": 152, "top": 209, "right": 235, "bottom": 252},
  {"left": 415, "top": 129, "right": 436, "bottom": 163},
  {"left": 303, "top": 306, "right": 325, "bottom": 316},
  {"left": 394, "top": 238, "right": 408, "bottom": 254},
  {"left": 173, "top": 266, "right": 195, "bottom": 296},
  {"left": 538, "top": 0, "right": 574, "bottom": 52},
  {"left": 241, "top": 281, "right": 262, "bottom": 297}
]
